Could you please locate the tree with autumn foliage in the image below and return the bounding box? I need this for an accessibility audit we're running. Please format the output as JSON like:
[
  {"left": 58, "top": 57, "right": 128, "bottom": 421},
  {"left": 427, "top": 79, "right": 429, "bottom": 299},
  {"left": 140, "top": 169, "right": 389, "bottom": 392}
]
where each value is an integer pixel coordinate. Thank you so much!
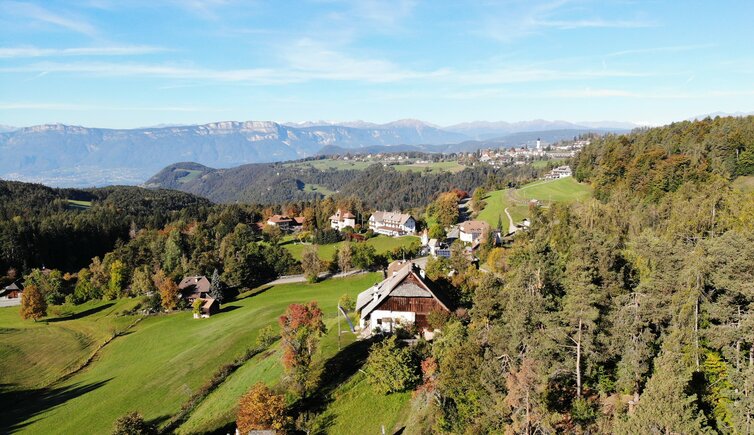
[
  {"left": 153, "top": 269, "right": 178, "bottom": 311},
  {"left": 278, "top": 302, "right": 326, "bottom": 396},
  {"left": 19, "top": 284, "right": 47, "bottom": 321},
  {"left": 236, "top": 382, "right": 290, "bottom": 434}
]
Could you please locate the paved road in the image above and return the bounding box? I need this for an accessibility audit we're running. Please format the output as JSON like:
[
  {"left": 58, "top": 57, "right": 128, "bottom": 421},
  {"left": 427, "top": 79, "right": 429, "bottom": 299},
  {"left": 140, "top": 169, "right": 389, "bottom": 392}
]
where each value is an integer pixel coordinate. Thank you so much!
[{"left": 267, "top": 269, "right": 367, "bottom": 285}]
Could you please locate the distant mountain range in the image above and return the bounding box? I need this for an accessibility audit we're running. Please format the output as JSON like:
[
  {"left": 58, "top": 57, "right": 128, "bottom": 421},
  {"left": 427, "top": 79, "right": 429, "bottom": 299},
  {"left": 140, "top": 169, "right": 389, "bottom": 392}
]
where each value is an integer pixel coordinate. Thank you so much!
[{"left": 0, "top": 119, "right": 634, "bottom": 187}]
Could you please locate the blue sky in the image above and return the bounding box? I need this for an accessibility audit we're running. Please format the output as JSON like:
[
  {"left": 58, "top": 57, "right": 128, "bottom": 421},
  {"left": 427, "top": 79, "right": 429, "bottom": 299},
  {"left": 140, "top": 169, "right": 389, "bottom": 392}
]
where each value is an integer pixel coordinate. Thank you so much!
[{"left": 0, "top": 0, "right": 752, "bottom": 128}]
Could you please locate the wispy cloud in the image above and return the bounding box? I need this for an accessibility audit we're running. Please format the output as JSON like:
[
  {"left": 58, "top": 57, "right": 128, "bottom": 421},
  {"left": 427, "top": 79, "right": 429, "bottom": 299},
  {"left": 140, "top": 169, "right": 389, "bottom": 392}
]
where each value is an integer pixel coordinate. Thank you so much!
[
  {"left": 1, "top": 57, "right": 655, "bottom": 87},
  {"left": 476, "top": 0, "right": 655, "bottom": 42},
  {"left": 0, "top": 45, "right": 167, "bottom": 58},
  {"left": 605, "top": 44, "right": 715, "bottom": 58},
  {"left": 537, "top": 18, "right": 655, "bottom": 29},
  {"left": 4, "top": 1, "right": 98, "bottom": 36},
  {"left": 0, "top": 102, "right": 228, "bottom": 112}
]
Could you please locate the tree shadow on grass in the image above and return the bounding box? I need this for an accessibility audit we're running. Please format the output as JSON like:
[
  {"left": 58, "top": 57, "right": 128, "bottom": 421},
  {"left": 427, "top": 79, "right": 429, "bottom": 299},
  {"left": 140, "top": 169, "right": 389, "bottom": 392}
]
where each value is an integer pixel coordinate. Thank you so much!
[
  {"left": 235, "top": 285, "right": 272, "bottom": 301},
  {"left": 45, "top": 302, "right": 115, "bottom": 323},
  {"left": 0, "top": 379, "right": 111, "bottom": 432},
  {"left": 297, "top": 337, "right": 376, "bottom": 418},
  {"left": 219, "top": 305, "right": 240, "bottom": 314}
]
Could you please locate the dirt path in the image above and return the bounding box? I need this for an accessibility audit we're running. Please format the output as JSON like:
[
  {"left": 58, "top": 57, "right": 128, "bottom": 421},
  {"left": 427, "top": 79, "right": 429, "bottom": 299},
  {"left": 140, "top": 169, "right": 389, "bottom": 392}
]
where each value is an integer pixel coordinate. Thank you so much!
[{"left": 504, "top": 207, "right": 516, "bottom": 234}]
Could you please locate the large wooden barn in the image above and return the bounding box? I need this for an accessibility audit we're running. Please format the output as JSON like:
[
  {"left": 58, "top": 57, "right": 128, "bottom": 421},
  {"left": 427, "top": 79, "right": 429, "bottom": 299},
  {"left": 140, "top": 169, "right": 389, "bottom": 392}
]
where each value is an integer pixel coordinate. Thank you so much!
[{"left": 356, "top": 261, "right": 451, "bottom": 334}]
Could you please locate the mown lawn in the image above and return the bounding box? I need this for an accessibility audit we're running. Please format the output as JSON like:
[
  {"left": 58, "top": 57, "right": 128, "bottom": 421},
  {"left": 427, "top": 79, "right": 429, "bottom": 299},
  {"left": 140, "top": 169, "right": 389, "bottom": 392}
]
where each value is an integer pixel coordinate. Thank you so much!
[
  {"left": 2, "top": 273, "right": 381, "bottom": 434},
  {"left": 66, "top": 199, "right": 92, "bottom": 210},
  {"left": 392, "top": 161, "right": 466, "bottom": 174},
  {"left": 282, "top": 235, "right": 420, "bottom": 262},
  {"left": 284, "top": 160, "right": 374, "bottom": 171},
  {"left": 514, "top": 177, "right": 592, "bottom": 203},
  {"left": 531, "top": 158, "right": 566, "bottom": 169},
  {"left": 477, "top": 177, "right": 592, "bottom": 228},
  {"left": 0, "top": 298, "right": 141, "bottom": 391},
  {"left": 302, "top": 183, "right": 336, "bottom": 196}
]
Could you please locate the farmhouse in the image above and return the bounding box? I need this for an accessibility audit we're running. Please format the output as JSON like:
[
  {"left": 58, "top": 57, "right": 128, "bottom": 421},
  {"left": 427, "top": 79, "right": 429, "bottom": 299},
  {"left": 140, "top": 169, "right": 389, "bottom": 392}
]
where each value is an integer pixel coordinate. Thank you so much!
[
  {"left": 368, "top": 211, "right": 416, "bottom": 236},
  {"left": 178, "top": 275, "right": 211, "bottom": 301},
  {"left": 266, "top": 214, "right": 294, "bottom": 231},
  {"left": 459, "top": 220, "right": 491, "bottom": 243},
  {"left": 356, "top": 262, "right": 451, "bottom": 335},
  {"left": 0, "top": 281, "right": 23, "bottom": 300},
  {"left": 180, "top": 276, "right": 221, "bottom": 318},
  {"left": 329, "top": 209, "right": 356, "bottom": 231}
]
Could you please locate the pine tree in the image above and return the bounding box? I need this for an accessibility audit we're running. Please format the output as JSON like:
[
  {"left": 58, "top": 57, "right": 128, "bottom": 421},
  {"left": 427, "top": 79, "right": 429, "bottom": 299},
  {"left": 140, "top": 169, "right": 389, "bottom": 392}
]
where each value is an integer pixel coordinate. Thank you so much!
[{"left": 208, "top": 268, "right": 223, "bottom": 303}]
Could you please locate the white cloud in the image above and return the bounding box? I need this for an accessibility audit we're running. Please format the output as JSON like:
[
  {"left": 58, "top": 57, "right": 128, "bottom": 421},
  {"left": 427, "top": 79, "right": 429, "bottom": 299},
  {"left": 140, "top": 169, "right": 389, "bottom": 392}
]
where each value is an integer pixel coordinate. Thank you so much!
[
  {"left": 0, "top": 45, "right": 167, "bottom": 58},
  {"left": 4, "top": 1, "right": 98, "bottom": 36},
  {"left": 0, "top": 102, "right": 227, "bottom": 112},
  {"left": 605, "top": 44, "right": 715, "bottom": 58}
]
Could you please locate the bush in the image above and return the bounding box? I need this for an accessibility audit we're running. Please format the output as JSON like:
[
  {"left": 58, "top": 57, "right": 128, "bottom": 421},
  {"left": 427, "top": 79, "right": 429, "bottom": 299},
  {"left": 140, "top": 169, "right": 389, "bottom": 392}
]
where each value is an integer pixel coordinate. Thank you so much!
[
  {"left": 364, "top": 336, "right": 420, "bottom": 394},
  {"left": 112, "top": 412, "right": 156, "bottom": 435},
  {"left": 256, "top": 325, "right": 278, "bottom": 348},
  {"left": 236, "top": 383, "right": 291, "bottom": 433}
]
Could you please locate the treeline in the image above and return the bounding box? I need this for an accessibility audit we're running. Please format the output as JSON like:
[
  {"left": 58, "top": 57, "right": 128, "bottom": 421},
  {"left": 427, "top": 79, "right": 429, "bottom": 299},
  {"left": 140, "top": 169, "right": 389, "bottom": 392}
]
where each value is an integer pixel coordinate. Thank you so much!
[
  {"left": 0, "top": 181, "right": 212, "bottom": 273},
  {"left": 147, "top": 160, "right": 538, "bottom": 209},
  {"left": 415, "top": 116, "right": 754, "bottom": 433},
  {"left": 574, "top": 115, "right": 754, "bottom": 200}
]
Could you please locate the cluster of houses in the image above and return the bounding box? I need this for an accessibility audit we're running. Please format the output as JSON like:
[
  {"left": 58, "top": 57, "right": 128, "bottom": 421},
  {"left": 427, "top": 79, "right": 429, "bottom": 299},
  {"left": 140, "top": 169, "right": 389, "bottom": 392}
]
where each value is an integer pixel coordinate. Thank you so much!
[{"left": 420, "top": 219, "right": 502, "bottom": 259}]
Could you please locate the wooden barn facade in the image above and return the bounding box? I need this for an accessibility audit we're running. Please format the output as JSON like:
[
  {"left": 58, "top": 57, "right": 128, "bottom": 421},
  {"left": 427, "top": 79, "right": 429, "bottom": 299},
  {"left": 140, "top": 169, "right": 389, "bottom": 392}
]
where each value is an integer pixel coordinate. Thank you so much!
[{"left": 357, "top": 262, "right": 451, "bottom": 333}]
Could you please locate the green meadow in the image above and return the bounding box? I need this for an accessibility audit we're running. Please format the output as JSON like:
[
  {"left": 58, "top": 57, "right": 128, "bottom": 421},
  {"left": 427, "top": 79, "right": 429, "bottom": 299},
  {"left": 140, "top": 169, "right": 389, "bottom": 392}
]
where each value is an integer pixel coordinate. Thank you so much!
[
  {"left": 281, "top": 235, "right": 420, "bottom": 262},
  {"left": 0, "top": 273, "right": 397, "bottom": 434}
]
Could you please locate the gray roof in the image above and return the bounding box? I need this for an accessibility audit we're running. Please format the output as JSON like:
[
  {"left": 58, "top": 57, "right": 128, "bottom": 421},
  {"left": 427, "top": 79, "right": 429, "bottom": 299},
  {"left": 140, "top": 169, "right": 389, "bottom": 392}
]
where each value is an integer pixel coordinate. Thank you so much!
[
  {"left": 369, "top": 211, "right": 413, "bottom": 225},
  {"left": 357, "top": 263, "right": 449, "bottom": 321}
]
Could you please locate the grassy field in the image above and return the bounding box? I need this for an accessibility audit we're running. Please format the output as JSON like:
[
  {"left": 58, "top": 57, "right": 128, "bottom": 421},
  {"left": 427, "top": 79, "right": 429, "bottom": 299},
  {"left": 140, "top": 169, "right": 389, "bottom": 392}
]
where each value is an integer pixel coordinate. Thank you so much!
[
  {"left": 66, "top": 199, "right": 92, "bottom": 210},
  {"left": 531, "top": 158, "right": 566, "bottom": 169},
  {"left": 302, "top": 183, "right": 336, "bottom": 196},
  {"left": 285, "top": 158, "right": 466, "bottom": 175},
  {"left": 1, "top": 273, "right": 383, "bottom": 434},
  {"left": 392, "top": 161, "right": 466, "bottom": 174},
  {"left": 281, "top": 235, "right": 420, "bottom": 261},
  {"left": 284, "top": 160, "right": 374, "bottom": 171},
  {"left": 733, "top": 175, "right": 754, "bottom": 192},
  {"left": 515, "top": 177, "right": 592, "bottom": 203},
  {"left": 477, "top": 177, "right": 592, "bottom": 228},
  {"left": 0, "top": 299, "right": 141, "bottom": 391},
  {"left": 176, "top": 169, "right": 203, "bottom": 184}
]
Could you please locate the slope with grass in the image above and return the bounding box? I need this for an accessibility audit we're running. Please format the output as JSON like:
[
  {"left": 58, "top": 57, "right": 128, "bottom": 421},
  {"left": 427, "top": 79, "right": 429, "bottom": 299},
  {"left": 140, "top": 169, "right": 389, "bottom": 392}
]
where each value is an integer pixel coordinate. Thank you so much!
[
  {"left": 392, "top": 161, "right": 466, "bottom": 174},
  {"left": 477, "top": 177, "right": 592, "bottom": 228},
  {"left": 0, "top": 299, "right": 141, "bottom": 391},
  {"left": 281, "top": 235, "right": 420, "bottom": 262},
  {"left": 1, "top": 273, "right": 382, "bottom": 434}
]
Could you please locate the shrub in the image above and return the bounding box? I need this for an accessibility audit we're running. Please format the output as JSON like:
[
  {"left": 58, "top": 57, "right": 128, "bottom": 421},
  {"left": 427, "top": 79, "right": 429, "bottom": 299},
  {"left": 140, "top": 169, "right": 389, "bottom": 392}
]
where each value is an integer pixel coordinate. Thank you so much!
[{"left": 364, "top": 336, "right": 420, "bottom": 394}]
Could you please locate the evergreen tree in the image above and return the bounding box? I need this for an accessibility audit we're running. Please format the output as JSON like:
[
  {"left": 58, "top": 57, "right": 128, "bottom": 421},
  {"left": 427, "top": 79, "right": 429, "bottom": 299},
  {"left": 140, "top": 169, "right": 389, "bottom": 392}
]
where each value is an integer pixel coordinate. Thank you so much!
[{"left": 208, "top": 268, "right": 223, "bottom": 302}]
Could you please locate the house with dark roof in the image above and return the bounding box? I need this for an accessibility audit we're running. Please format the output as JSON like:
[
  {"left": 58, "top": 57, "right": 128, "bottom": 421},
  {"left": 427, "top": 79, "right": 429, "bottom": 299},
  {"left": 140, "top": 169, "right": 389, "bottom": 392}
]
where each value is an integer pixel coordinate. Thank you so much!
[
  {"left": 266, "top": 214, "right": 294, "bottom": 231},
  {"left": 0, "top": 281, "right": 23, "bottom": 300},
  {"left": 356, "top": 262, "right": 451, "bottom": 336},
  {"left": 180, "top": 276, "right": 220, "bottom": 318}
]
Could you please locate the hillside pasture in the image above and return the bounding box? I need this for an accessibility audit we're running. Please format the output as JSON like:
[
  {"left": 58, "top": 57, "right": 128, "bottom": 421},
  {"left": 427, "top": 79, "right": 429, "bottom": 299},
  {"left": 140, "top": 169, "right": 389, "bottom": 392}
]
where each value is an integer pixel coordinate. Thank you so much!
[
  {"left": 281, "top": 235, "right": 420, "bottom": 262},
  {"left": 0, "top": 273, "right": 382, "bottom": 434},
  {"left": 66, "top": 199, "right": 92, "bottom": 210},
  {"left": 477, "top": 177, "right": 592, "bottom": 228},
  {"left": 391, "top": 161, "right": 466, "bottom": 174}
]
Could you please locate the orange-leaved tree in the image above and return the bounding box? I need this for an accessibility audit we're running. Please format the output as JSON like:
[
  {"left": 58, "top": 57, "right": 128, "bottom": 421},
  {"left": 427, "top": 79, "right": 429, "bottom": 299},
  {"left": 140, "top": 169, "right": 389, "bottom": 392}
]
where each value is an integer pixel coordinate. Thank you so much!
[
  {"left": 236, "top": 382, "right": 290, "bottom": 434},
  {"left": 19, "top": 284, "right": 47, "bottom": 321},
  {"left": 278, "top": 302, "right": 326, "bottom": 396}
]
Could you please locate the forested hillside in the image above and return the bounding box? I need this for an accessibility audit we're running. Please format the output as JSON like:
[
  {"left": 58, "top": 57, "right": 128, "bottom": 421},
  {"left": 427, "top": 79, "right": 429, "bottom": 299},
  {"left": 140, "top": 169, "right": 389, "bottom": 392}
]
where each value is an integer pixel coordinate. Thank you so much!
[
  {"left": 424, "top": 116, "right": 754, "bottom": 433},
  {"left": 0, "top": 181, "right": 212, "bottom": 273},
  {"left": 146, "top": 160, "right": 537, "bottom": 209}
]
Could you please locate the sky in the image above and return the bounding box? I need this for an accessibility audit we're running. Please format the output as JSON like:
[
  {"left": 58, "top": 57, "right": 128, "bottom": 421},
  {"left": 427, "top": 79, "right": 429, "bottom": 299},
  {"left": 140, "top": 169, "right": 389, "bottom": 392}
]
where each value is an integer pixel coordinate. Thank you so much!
[{"left": 0, "top": 0, "right": 753, "bottom": 128}]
